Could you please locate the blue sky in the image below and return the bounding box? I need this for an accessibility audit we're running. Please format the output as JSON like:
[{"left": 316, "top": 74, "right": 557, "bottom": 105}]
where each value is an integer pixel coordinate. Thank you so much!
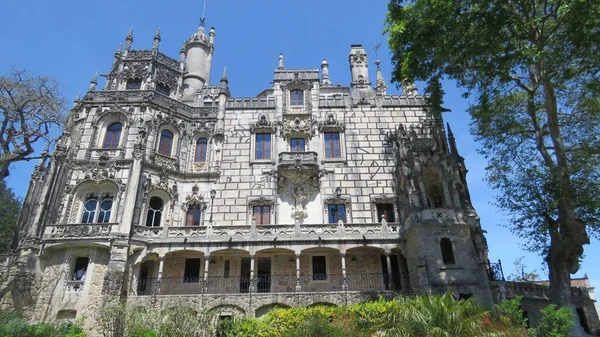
[{"left": 1, "top": 0, "right": 597, "bottom": 288}]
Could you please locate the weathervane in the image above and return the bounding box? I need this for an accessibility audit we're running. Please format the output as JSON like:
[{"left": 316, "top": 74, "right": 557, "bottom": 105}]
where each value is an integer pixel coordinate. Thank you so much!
[
  {"left": 200, "top": 0, "right": 208, "bottom": 27},
  {"left": 374, "top": 43, "right": 381, "bottom": 60}
]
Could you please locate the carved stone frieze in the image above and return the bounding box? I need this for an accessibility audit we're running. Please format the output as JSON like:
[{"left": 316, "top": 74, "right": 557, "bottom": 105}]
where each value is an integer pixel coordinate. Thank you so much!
[
  {"left": 211, "top": 226, "right": 251, "bottom": 237},
  {"left": 46, "top": 223, "right": 113, "bottom": 238},
  {"left": 250, "top": 114, "right": 277, "bottom": 133},
  {"left": 318, "top": 113, "right": 345, "bottom": 131},
  {"left": 122, "top": 61, "right": 148, "bottom": 80},
  {"left": 191, "top": 121, "right": 215, "bottom": 136},
  {"left": 168, "top": 227, "right": 207, "bottom": 238},
  {"left": 133, "top": 225, "right": 163, "bottom": 238},
  {"left": 282, "top": 115, "right": 315, "bottom": 137},
  {"left": 152, "top": 152, "right": 179, "bottom": 171}
]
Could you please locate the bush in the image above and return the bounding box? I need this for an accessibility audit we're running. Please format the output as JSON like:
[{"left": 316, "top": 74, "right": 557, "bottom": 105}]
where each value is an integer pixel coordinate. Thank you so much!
[
  {"left": 536, "top": 305, "right": 574, "bottom": 337},
  {"left": 0, "top": 310, "right": 86, "bottom": 337}
]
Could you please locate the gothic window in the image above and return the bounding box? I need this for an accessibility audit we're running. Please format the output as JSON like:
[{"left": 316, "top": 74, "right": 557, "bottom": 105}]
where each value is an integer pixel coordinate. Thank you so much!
[
  {"left": 126, "top": 78, "right": 142, "bottom": 90},
  {"left": 253, "top": 205, "right": 271, "bottom": 225},
  {"left": 185, "top": 204, "right": 202, "bottom": 226},
  {"left": 194, "top": 138, "right": 208, "bottom": 162},
  {"left": 290, "top": 90, "right": 304, "bottom": 106},
  {"left": 327, "top": 204, "right": 346, "bottom": 223},
  {"left": 103, "top": 122, "right": 122, "bottom": 149},
  {"left": 255, "top": 133, "right": 271, "bottom": 160},
  {"left": 324, "top": 132, "right": 341, "bottom": 159},
  {"left": 440, "top": 238, "right": 455, "bottom": 265},
  {"left": 376, "top": 203, "right": 395, "bottom": 222},
  {"left": 290, "top": 138, "right": 305, "bottom": 152},
  {"left": 146, "top": 196, "right": 164, "bottom": 227},
  {"left": 312, "top": 256, "right": 327, "bottom": 280},
  {"left": 158, "top": 130, "right": 174, "bottom": 157},
  {"left": 81, "top": 195, "right": 113, "bottom": 224},
  {"left": 156, "top": 83, "right": 170, "bottom": 96}
]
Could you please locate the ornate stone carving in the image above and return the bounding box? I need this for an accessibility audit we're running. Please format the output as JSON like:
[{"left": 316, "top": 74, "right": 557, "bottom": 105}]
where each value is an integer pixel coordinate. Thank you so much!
[
  {"left": 153, "top": 152, "right": 179, "bottom": 170},
  {"left": 191, "top": 121, "right": 215, "bottom": 136},
  {"left": 46, "top": 223, "right": 113, "bottom": 238},
  {"left": 318, "top": 113, "right": 345, "bottom": 131},
  {"left": 211, "top": 226, "right": 251, "bottom": 237},
  {"left": 133, "top": 225, "right": 163, "bottom": 238},
  {"left": 250, "top": 114, "right": 277, "bottom": 133},
  {"left": 282, "top": 116, "right": 315, "bottom": 137},
  {"left": 168, "top": 227, "right": 207, "bottom": 238}
]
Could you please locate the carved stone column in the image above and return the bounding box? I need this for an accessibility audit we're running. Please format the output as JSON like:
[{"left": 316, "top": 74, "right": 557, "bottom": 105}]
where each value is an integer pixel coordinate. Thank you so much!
[
  {"left": 249, "top": 254, "right": 255, "bottom": 293},
  {"left": 385, "top": 250, "right": 394, "bottom": 290},
  {"left": 156, "top": 256, "right": 165, "bottom": 295},
  {"left": 341, "top": 252, "right": 348, "bottom": 291},
  {"left": 203, "top": 254, "right": 210, "bottom": 293},
  {"left": 295, "top": 253, "right": 301, "bottom": 292}
]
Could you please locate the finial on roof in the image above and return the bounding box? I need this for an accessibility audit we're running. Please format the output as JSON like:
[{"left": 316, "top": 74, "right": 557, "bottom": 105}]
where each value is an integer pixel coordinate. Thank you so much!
[
  {"left": 221, "top": 66, "right": 228, "bottom": 81},
  {"left": 375, "top": 58, "right": 387, "bottom": 95},
  {"left": 89, "top": 72, "right": 98, "bottom": 90},
  {"left": 116, "top": 43, "right": 122, "bottom": 55},
  {"left": 219, "top": 66, "right": 229, "bottom": 96},
  {"left": 209, "top": 27, "right": 215, "bottom": 44},
  {"left": 278, "top": 53, "right": 284, "bottom": 69},
  {"left": 72, "top": 92, "right": 81, "bottom": 108},
  {"left": 447, "top": 123, "right": 459, "bottom": 156},
  {"left": 321, "top": 59, "right": 332, "bottom": 87},
  {"left": 152, "top": 28, "right": 161, "bottom": 53},
  {"left": 124, "top": 28, "right": 134, "bottom": 52}
]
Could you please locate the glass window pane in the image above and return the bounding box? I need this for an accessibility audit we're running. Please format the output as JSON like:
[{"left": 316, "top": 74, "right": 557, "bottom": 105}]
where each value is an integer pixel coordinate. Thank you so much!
[
  {"left": 195, "top": 138, "right": 208, "bottom": 162},
  {"left": 159, "top": 130, "right": 174, "bottom": 156}
]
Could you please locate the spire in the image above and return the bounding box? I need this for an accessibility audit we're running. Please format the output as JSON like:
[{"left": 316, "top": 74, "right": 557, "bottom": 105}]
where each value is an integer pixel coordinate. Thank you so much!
[
  {"left": 447, "top": 123, "right": 459, "bottom": 156},
  {"left": 375, "top": 58, "right": 388, "bottom": 95},
  {"left": 124, "top": 28, "right": 134, "bottom": 56},
  {"left": 278, "top": 53, "right": 284, "bottom": 70},
  {"left": 115, "top": 43, "right": 122, "bottom": 56},
  {"left": 72, "top": 92, "right": 81, "bottom": 108},
  {"left": 219, "top": 67, "right": 229, "bottom": 96},
  {"left": 89, "top": 72, "right": 98, "bottom": 91},
  {"left": 321, "top": 59, "right": 332, "bottom": 87},
  {"left": 152, "top": 28, "right": 161, "bottom": 54},
  {"left": 209, "top": 27, "right": 215, "bottom": 45}
]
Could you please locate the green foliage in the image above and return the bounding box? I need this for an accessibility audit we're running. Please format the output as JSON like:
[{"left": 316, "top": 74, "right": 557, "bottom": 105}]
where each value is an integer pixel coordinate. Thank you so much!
[
  {"left": 536, "top": 305, "right": 574, "bottom": 337},
  {"left": 0, "top": 180, "right": 21, "bottom": 254},
  {"left": 0, "top": 310, "right": 86, "bottom": 337}
]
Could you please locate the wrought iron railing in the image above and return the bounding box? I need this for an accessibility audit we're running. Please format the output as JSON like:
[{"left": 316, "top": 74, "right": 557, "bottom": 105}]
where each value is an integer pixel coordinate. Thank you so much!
[
  {"left": 131, "top": 273, "right": 410, "bottom": 296},
  {"left": 487, "top": 259, "right": 505, "bottom": 281}
]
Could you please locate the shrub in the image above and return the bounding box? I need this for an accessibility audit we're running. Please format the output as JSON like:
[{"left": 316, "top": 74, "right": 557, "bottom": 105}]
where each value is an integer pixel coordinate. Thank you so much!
[
  {"left": 0, "top": 310, "right": 86, "bottom": 337},
  {"left": 536, "top": 305, "right": 574, "bottom": 337}
]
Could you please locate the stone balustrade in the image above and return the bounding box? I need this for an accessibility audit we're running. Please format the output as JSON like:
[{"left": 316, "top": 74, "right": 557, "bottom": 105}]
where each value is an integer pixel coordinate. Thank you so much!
[
  {"left": 88, "top": 148, "right": 125, "bottom": 160},
  {"left": 278, "top": 151, "right": 319, "bottom": 167},
  {"left": 153, "top": 153, "right": 179, "bottom": 170},
  {"left": 44, "top": 223, "right": 116, "bottom": 239}
]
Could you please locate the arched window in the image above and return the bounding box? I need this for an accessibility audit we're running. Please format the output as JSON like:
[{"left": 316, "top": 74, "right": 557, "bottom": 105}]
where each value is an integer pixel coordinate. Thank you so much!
[
  {"left": 440, "top": 238, "right": 455, "bottom": 265},
  {"left": 158, "top": 130, "right": 174, "bottom": 157},
  {"left": 194, "top": 138, "right": 208, "bottom": 162},
  {"left": 103, "top": 122, "right": 122, "bottom": 149},
  {"left": 81, "top": 197, "right": 98, "bottom": 224},
  {"left": 156, "top": 83, "right": 170, "bottom": 96},
  {"left": 185, "top": 204, "right": 202, "bottom": 226},
  {"left": 146, "top": 197, "right": 164, "bottom": 227},
  {"left": 126, "top": 78, "right": 142, "bottom": 90},
  {"left": 81, "top": 194, "right": 113, "bottom": 223},
  {"left": 290, "top": 90, "right": 304, "bottom": 106}
]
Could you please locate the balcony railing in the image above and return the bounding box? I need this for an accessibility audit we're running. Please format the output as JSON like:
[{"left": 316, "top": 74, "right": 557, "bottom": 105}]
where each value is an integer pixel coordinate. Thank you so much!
[
  {"left": 278, "top": 151, "right": 319, "bottom": 167},
  {"left": 131, "top": 273, "right": 409, "bottom": 296},
  {"left": 44, "top": 223, "right": 117, "bottom": 239}
]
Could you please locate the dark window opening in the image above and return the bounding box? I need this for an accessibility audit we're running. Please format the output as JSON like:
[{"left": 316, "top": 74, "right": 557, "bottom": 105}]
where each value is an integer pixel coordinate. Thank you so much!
[
  {"left": 253, "top": 205, "right": 271, "bottom": 225},
  {"left": 376, "top": 203, "right": 395, "bottom": 222},
  {"left": 126, "top": 78, "right": 142, "bottom": 90},
  {"left": 328, "top": 204, "right": 346, "bottom": 224},
  {"left": 185, "top": 205, "right": 202, "bottom": 226},
  {"left": 290, "top": 138, "right": 306, "bottom": 152},
  {"left": 426, "top": 182, "right": 444, "bottom": 208},
  {"left": 156, "top": 83, "right": 170, "bottom": 96},
  {"left": 72, "top": 257, "right": 89, "bottom": 281},
  {"left": 255, "top": 133, "right": 271, "bottom": 160},
  {"left": 324, "top": 132, "right": 341, "bottom": 159},
  {"left": 290, "top": 90, "right": 304, "bottom": 106},
  {"left": 103, "top": 122, "right": 122, "bottom": 149},
  {"left": 224, "top": 260, "right": 230, "bottom": 278},
  {"left": 146, "top": 196, "right": 164, "bottom": 227},
  {"left": 441, "top": 238, "right": 456, "bottom": 265},
  {"left": 312, "top": 256, "right": 327, "bottom": 280},
  {"left": 158, "top": 129, "right": 174, "bottom": 157},
  {"left": 184, "top": 258, "right": 201, "bottom": 283},
  {"left": 195, "top": 138, "right": 208, "bottom": 162},
  {"left": 458, "top": 293, "right": 473, "bottom": 301}
]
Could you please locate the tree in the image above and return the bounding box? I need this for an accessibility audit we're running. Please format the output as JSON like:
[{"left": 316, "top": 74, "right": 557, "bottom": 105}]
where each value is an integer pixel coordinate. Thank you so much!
[
  {"left": 507, "top": 257, "right": 541, "bottom": 282},
  {"left": 0, "top": 69, "right": 67, "bottom": 180},
  {"left": 0, "top": 181, "right": 20, "bottom": 254},
  {"left": 385, "top": 0, "right": 600, "bottom": 322}
]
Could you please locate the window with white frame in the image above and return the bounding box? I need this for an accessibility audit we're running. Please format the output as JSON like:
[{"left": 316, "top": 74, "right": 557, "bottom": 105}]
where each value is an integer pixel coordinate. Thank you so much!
[
  {"left": 81, "top": 194, "right": 113, "bottom": 224},
  {"left": 146, "top": 196, "right": 164, "bottom": 227},
  {"left": 290, "top": 90, "right": 304, "bottom": 106},
  {"left": 324, "top": 132, "right": 341, "bottom": 159},
  {"left": 255, "top": 133, "right": 272, "bottom": 160}
]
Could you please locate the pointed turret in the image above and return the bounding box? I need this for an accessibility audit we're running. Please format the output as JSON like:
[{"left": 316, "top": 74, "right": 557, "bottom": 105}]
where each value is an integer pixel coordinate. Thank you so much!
[
  {"left": 321, "top": 59, "right": 332, "bottom": 87},
  {"left": 219, "top": 67, "right": 229, "bottom": 96},
  {"left": 72, "top": 92, "right": 81, "bottom": 109},
  {"left": 278, "top": 53, "right": 284, "bottom": 69},
  {"left": 349, "top": 45, "right": 375, "bottom": 100},
  {"left": 182, "top": 16, "right": 215, "bottom": 97},
  {"left": 115, "top": 43, "right": 122, "bottom": 57},
  {"left": 124, "top": 29, "right": 133, "bottom": 57},
  {"left": 447, "top": 123, "right": 459, "bottom": 157},
  {"left": 375, "top": 58, "right": 388, "bottom": 95},
  {"left": 89, "top": 72, "right": 98, "bottom": 91},
  {"left": 152, "top": 28, "right": 161, "bottom": 55}
]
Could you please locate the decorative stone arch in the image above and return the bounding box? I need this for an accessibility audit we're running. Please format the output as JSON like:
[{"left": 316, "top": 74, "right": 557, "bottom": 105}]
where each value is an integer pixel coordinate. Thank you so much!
[
  {"left": 254, "top": 303, "right": 291, "bottom": 318},
  {"left": 247, "top": 195, "right": 276, "bottom": 225},
  {"left": 318, "top": 113, "right": 345, "bottom": 132},
  {"left": 371, "top": 195, "right": 399, "bottom": 223},
  {"left": 181, "top": 194, "right": 208, "bottom": 227},
  {"left": 65, "top": 180, "right": 121, "bottom": 224},
  {"left": 91, "top": 107, "right": 132, "bottom": 148},
  {"left": 142, "top": 188, "right": 172, "bottom": 228},
  {"left": 206, "top": 304, "right": 246, "bottom": 317},
  {"left": 155, "top": 123, "right": 181, "bottom": 158},
  {"left": 284, "top": 80, "right": 311, "bottom": 112}
]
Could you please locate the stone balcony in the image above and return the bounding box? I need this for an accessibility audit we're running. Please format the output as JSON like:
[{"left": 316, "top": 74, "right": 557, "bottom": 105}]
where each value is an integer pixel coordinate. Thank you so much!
[
  {"left": 131, "top": 221, "right": 402, "bottom": 242},
  {"left": 43, "top": 223, "right": 118, "bottom": 239},
  {"left": 277, "top": 151, "right": 319, "bottom": 169},
  {"left": 88, "top": 148, "right": 125, "bottom": 161}
]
